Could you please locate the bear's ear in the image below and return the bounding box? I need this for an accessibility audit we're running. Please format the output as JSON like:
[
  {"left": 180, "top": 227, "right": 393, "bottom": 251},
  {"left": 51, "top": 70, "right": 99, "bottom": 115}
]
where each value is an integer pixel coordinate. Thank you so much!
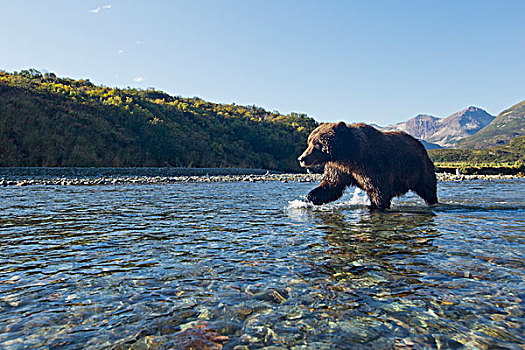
[{"left": 334, "top": 121, "right": 347, "bottom": 130}]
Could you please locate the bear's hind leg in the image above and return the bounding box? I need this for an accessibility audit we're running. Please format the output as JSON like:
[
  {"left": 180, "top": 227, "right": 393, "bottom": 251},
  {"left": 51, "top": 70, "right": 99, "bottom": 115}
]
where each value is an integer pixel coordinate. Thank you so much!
[{"left": 367, "top": 189, "right": 392, "bottom": 210}]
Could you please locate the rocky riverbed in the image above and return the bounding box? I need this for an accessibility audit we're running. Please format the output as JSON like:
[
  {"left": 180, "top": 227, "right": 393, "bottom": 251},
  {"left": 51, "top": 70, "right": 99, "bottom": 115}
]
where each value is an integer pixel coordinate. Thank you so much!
[{"left": 0, "top": 172, "right": 522, "bottom": 187}]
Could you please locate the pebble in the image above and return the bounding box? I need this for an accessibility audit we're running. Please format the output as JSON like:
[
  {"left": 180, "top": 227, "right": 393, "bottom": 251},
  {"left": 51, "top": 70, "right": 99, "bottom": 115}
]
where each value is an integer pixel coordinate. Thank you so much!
[{"left": 0, "top": 173, "right": 521, "bottom": 187}]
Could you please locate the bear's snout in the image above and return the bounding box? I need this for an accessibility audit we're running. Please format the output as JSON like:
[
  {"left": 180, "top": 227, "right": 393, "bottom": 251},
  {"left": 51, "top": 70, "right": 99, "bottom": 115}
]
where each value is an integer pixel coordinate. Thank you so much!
[
  {"left": 298, "top": 147, "right": 328, "bottom": 167},
  {"left": 297, "top": 154, "right": 307, "bottom": 167},
  {"left": 298, "top": 151, "right": 313, "bottom": 167}
]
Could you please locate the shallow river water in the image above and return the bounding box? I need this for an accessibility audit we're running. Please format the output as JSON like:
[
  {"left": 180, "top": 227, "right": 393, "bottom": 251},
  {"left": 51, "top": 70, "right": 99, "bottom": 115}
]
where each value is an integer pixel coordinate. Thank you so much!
[{"left": 1, "top": 179, "right": 524, "bottom": 349}]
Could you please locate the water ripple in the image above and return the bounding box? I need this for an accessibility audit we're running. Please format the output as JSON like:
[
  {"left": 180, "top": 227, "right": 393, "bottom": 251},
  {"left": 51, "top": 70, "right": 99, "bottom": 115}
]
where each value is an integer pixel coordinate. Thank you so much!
[{"left": 0, "top": 180, "right": 524, "bottom": 349}]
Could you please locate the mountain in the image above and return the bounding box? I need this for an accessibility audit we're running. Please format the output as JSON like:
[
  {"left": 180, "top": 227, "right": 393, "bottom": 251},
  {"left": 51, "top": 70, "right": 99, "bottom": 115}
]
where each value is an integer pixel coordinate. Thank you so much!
[
  {"left": 427, "top": 106, "right": 495, "bottom": 147},
  {"left": 382, "top": 107, "right": 495, "bottom": 147},
  {"left": 383, "top": 114, "right": 441, "bottom": 140},
  {"left": 456, "top": 100, "right": 525, "bottom": 149},
  {"left": 0, "top": 69, "right": 318, "bottom": 170}
]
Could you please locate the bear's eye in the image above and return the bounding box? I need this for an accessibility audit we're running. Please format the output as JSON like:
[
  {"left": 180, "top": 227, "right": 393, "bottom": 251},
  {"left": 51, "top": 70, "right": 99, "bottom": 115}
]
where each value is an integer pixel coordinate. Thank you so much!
[{"left": 318, "top": 137, "right": 332, "bottom": 152}]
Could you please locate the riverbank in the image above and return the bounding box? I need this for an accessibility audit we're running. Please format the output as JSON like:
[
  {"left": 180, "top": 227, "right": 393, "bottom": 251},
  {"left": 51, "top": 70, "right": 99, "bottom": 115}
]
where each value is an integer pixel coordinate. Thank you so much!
[
  {"left": 0, "top": 172, "right": 523, "bottom": 187},
  {"left": 0, "top": 173, "right": 320, "bottom": 187},
  {"left": 436, "top": 173, "right": 523, "bottom": 181}
]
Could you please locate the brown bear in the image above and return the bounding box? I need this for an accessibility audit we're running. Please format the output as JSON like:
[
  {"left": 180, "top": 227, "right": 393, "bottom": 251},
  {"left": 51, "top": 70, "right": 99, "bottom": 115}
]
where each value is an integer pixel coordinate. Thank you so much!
[{"left": 298, "top": 122, "right": 438, "bottom": 209}]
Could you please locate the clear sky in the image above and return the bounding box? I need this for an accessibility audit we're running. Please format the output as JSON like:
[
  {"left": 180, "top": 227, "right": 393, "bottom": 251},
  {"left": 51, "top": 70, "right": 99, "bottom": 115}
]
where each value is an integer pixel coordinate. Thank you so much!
[{"left": 1, "top": 0, "right": 524, "bottom": 125}]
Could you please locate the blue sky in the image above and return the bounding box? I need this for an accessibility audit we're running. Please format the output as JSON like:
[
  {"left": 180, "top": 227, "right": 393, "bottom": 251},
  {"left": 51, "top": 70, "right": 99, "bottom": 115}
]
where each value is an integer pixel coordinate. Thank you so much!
[{"left": 1, "top": 0, "right": 524, "bottom": 125}]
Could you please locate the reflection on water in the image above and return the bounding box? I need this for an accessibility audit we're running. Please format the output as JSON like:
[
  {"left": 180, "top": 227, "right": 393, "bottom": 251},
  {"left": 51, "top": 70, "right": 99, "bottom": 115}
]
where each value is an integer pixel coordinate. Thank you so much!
[{"left": 0, "top": 180, "right": 524, "bottom": 349}]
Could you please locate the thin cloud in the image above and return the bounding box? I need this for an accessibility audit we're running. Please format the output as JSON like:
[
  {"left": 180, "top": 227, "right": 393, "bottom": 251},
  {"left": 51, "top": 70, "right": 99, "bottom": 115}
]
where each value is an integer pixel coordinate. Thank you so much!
[
  {"left": 133, "top": 77, "right": 144, "bottom": 83},
  {"left": 89, "top": 4, "right": 111, "bottom": 14}
]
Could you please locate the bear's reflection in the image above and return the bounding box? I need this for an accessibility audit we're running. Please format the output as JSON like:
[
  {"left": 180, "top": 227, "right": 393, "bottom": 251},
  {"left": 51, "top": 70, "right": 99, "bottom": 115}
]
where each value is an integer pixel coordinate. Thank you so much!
[{"left": 307, "top": 209, "right": 439, "bottom": 291}]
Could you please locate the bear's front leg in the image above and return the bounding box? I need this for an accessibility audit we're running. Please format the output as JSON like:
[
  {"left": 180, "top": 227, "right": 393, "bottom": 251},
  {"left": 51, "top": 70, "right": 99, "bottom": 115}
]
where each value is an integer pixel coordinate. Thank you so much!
[{"left": 306, "top": 180, "right": 346, "bottom": 205}]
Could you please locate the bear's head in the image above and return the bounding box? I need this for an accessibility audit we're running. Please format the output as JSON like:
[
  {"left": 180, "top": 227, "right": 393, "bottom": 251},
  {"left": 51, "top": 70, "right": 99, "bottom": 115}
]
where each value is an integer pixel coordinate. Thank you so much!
[{"left": 298, "top": 121, "right": 354, "bottom": 168}]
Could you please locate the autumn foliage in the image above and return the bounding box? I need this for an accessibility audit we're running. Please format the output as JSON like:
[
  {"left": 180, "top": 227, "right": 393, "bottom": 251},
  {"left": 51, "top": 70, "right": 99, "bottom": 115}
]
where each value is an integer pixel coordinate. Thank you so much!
[{"left": 0, "top": 69, "right": 318, "bottom": 171}]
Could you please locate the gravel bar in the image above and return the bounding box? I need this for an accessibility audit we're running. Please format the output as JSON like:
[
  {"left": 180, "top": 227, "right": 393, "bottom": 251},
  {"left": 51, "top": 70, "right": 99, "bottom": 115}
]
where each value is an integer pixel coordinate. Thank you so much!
[
  {"left": 0, "top": 172, "right": 523, "bottom": 187},
  {"left": 0, "top": 173, "right": 322, "bottom": 187}
]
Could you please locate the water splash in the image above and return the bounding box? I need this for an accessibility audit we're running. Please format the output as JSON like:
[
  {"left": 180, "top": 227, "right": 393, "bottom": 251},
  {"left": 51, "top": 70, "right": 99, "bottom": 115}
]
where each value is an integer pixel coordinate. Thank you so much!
[
  {"left": 287, "top": 187, "right": 371, "bottom": 210},
  {"left": 347, "top": 187, "right": 371, "bottom": 206},
  {"left": 287, "top": 199, "right": 314, "bottom": 209}
]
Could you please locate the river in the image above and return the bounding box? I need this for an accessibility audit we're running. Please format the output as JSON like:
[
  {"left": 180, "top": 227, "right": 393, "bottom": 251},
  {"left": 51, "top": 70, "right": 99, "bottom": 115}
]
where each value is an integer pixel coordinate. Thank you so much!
[{"left": 1, "top": 175, "right": 524, "bottom": 349}]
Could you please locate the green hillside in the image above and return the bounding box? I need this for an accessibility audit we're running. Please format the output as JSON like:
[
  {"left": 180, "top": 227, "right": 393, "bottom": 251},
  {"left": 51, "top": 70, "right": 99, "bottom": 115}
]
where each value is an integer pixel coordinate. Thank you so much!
[
  {"left": 456, "top": 100, "right": 525, "bottom": 148},
  {"left": 0, "top": 69, "right": 318, "bottom": 171},
  {"left": 429, "top": 135, "right": 525, "bottom": 165}
]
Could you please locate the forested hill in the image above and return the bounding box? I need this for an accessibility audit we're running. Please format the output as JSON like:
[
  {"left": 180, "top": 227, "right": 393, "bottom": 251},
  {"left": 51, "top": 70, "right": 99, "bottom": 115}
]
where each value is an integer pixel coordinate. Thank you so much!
[{"left": 0, "top": 69, "right": 318, "bottom": 171}]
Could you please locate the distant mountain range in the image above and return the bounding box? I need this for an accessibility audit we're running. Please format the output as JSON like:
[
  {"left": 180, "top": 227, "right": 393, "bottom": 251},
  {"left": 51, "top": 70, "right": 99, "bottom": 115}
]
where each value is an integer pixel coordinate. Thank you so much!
[
  {"left": 381, "top": 106, "right": 495, "bottom": 148},
  {"left": 456, "top": 100, "right": 525, "bottom": 149},
  {"left": 380, "top": 101, "right": 525, "bottom": 150}
]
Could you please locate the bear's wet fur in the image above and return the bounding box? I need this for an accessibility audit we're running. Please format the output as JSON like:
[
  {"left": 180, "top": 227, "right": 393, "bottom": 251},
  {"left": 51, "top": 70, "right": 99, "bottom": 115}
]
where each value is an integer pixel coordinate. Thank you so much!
[{"left": 298, "top": 122, "right": 438, "bottom": 210}]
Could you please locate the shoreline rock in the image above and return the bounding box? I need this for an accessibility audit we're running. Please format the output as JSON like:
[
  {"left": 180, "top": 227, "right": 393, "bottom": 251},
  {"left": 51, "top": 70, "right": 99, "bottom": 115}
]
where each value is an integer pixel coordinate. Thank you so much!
[
  {"left": 0, "top": 173, "right": 522, "bottom": 187},
  {"left": 435, "top": 173, "right": 523, "bottom": 181}
]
